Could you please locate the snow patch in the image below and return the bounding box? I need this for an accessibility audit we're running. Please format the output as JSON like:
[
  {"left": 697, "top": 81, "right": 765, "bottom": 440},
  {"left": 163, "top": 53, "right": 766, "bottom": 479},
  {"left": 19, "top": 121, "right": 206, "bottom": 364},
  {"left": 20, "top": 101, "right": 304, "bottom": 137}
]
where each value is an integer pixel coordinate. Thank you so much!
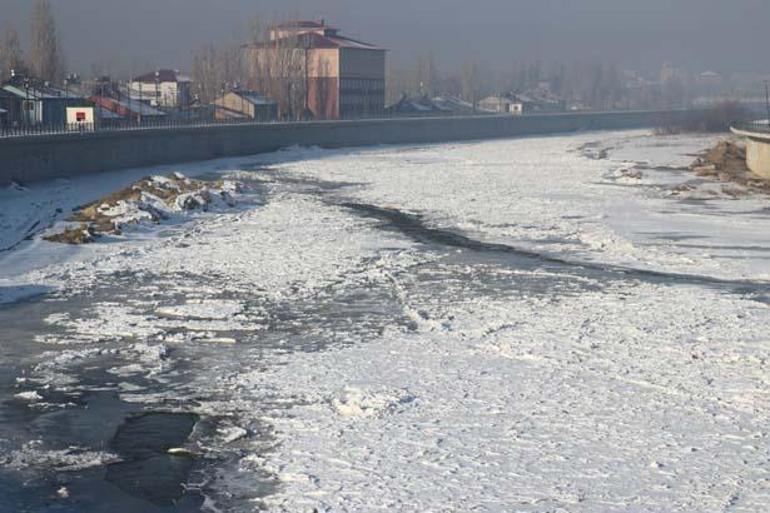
[{"left": 330, "top": 386, "right": 416, "bottom": 418}]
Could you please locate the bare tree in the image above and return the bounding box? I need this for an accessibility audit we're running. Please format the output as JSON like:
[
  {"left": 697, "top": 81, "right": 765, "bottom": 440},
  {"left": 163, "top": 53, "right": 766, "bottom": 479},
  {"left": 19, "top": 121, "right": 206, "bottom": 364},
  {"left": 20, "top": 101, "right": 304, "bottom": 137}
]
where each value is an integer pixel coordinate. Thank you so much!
[
  {"left": 29, "top": 0, "right": 63, "bottom": 82},
  {"left": 243, "top": 19, "right": 308, "bottom": 120},
  {"left": 461, "top": 58, "right": 481, "bottom": 110},
  {"left": 192, "top": 44, "right": 220, "bottom": 104},
  {"left": 191, "top": 35, "right": 244, "bottom": 104},
  {"left": 0, "top": 23, "right": 26, "bottom": 81}
]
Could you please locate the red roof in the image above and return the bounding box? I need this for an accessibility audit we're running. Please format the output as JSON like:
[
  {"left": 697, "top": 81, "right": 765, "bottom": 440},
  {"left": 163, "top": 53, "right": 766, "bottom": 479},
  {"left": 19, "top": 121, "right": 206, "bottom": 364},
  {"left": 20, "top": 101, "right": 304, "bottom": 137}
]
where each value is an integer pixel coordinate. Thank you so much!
[{"left": 250, "top": 32, "right": 384, "bottom": 51}]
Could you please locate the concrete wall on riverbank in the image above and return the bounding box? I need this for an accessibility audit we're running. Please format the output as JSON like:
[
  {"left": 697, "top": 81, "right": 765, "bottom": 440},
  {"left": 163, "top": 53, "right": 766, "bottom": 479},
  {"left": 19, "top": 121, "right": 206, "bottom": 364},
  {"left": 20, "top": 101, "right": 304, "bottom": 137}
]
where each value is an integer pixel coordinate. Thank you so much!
[
  {"left": 730, "top": 125, "right": 770, "bottom": 179},
  {"left": 0, "top": 110, "right": 683, "bottom": 184},
  {"left": 745, "top": 138, "right": 770, "bottom": 178}
]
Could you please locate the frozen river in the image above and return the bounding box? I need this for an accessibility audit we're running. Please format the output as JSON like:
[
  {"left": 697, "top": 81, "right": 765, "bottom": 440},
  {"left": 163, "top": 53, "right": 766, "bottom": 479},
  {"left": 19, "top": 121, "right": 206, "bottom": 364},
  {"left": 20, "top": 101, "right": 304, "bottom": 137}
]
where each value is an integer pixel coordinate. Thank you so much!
[{"left": 0, "top": 130, "right": 769, "bottom": 512}]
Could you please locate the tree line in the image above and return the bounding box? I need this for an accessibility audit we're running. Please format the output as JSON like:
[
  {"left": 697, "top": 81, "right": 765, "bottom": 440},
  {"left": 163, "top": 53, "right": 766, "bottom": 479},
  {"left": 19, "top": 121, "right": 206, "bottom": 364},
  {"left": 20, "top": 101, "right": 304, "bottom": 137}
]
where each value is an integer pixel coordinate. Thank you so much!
[
  {"left": 387, "top": 54, "right": 688, "bottom": 111},
  {"left": 0, "top": 4, "right": 689, "bottom": 112},
  {"left": 0, "top": 0, "right": 64, "bottom": 84}
]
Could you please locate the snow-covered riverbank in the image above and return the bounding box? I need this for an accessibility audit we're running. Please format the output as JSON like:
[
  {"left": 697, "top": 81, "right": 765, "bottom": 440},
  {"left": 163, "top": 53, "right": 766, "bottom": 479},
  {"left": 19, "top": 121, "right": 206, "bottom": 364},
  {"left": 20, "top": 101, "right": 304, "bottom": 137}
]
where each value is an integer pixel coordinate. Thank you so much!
[{"left": 1, "top": 130, "right": 769, "bottom": 512}]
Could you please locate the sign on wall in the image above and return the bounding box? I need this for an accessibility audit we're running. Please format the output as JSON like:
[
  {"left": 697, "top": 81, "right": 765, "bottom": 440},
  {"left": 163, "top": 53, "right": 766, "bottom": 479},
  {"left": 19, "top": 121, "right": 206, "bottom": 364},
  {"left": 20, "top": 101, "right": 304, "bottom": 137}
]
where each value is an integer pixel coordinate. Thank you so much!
[{"left": 66, "top": 107, "right": 95, "bottom": 130}]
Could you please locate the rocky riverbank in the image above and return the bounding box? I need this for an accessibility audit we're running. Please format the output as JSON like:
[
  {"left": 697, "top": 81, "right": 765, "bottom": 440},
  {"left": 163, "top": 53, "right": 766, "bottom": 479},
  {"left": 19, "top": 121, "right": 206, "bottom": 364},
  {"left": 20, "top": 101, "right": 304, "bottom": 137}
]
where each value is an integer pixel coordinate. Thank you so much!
[
  {"left": 44, "top": 173, "right": 240, "bottom": 244},
  {"left": 690, "top": 140, "right": 770, "bottom": 193}
]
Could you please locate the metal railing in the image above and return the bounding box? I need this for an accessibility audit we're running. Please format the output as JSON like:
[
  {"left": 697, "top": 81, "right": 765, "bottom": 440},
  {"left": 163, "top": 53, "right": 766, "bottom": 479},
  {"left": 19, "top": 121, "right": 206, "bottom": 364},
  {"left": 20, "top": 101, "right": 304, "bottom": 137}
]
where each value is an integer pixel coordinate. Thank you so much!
[
  {"left": 732, "top": 120, "right": 770, "bottom": 134},
  {"left": 0, "top": 107, "right": 678, "bottom": 140},
  {"left": 0, "top": 116, "right": 288, "bottom": 139},
  {"left": 0, "top": 111, "right": 504, "bottom": 139}
]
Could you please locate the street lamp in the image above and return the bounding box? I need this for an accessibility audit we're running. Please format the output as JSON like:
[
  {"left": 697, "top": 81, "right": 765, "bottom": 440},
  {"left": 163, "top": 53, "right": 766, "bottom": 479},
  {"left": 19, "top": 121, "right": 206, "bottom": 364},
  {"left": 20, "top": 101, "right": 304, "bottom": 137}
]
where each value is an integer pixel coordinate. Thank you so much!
[
  {"left": 23, "top": 76, "right": 30, "bottom": 127},
  {"left": 128, "top": 76, "right": 133, "bottom": 126},
  {"left": 64, "top": 72, "right": 77, "bottom": 130},
  {"left": 64, "top": 75, "right": 69, "bottom": 130},
  {"left": 155, "top": 70, "right": 160, "bottom": 108}
]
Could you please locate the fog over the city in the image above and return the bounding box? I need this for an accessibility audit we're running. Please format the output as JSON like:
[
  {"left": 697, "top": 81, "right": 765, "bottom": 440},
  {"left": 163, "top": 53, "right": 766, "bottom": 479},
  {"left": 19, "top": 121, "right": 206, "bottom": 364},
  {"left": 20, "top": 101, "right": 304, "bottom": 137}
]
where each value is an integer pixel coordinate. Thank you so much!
[{"left": 1, "top": 0, "right": 768, "bottom": 75}]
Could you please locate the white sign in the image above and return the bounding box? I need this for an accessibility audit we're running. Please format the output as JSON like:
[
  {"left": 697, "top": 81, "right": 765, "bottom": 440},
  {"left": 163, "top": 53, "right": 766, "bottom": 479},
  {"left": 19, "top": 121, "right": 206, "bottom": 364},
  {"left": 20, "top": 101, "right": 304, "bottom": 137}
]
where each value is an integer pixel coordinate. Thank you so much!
[{"left": 66, "top": 107, "right": 95, "bottom": 130}]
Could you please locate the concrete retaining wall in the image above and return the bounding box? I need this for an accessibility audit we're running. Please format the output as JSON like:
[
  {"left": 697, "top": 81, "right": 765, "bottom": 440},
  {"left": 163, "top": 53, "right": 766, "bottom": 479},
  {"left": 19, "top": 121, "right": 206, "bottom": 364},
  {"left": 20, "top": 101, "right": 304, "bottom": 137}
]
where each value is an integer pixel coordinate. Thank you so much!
[
  {"left": 0, "top": 110, "right": 681, "bottom": 185},
  {"left": 745, "top": 138, "right": 770, "bottom": 179}
]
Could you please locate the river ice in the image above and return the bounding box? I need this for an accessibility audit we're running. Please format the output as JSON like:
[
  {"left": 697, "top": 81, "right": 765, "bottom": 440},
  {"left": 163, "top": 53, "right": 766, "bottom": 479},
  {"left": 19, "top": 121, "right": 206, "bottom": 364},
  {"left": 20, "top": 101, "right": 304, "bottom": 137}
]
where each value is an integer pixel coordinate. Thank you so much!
[{"left": 0, "top": 130, "right": 769, "bottom": 512}]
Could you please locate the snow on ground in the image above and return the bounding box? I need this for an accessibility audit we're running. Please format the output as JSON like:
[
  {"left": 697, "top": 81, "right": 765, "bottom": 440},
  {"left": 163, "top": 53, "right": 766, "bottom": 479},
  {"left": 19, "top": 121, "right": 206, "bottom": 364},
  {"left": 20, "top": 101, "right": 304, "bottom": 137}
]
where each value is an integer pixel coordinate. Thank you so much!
[
  {"left": 235, "top": 283, "right": 770, "bottom": 512},
  {"left": 273, "top": 131, "right": 769, "bottom": 281},
  {"left": 1, "top": 130, "right": 770, "bottom": 512}
]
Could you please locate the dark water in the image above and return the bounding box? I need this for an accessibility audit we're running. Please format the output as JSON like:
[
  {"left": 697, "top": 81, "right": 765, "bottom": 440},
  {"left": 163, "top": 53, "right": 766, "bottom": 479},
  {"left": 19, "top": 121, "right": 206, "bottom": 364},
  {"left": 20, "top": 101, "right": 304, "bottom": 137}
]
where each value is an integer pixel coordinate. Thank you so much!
[{"left": 0, "top": 296, "right": 207, "bottom": 513}]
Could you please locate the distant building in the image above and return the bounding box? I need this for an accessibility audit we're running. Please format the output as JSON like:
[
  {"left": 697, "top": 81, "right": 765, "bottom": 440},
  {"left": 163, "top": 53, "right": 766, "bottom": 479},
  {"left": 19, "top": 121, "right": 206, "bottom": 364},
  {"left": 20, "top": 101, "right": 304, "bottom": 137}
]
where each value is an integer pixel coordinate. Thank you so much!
[
  {"left": 243, "top": 20, "right": 386, "bottom": 120},
  {"left": 385, "top": 94, "right": 451, "bottom": 116},
  {"left": 660, "top": 62, "right": 690, "bottom": 84},
  {"left": 213, "top": 91, "right": 278, "bottom": 121},
  {"left": 479, "top": 94, "right": 525, "bottom": 115},
  {"left": 479, "top": 92, "right": 566, "bottom": 115},
  {"left": 2, "top": 80, "right": 87, "bottom": 126},
  {"left": 130, "top": 69, "right": 192, "bottom": 109},
  {"left": 431, "top": 95, "right": 481, "bottom": 115}
]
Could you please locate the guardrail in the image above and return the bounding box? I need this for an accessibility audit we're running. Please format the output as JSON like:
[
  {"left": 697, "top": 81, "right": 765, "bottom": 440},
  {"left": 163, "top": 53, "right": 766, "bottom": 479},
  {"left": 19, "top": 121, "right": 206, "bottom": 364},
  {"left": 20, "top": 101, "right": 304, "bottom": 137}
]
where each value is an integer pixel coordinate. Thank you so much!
[{"left": 731, "top": 120, "right": 770, "bottom": 134}]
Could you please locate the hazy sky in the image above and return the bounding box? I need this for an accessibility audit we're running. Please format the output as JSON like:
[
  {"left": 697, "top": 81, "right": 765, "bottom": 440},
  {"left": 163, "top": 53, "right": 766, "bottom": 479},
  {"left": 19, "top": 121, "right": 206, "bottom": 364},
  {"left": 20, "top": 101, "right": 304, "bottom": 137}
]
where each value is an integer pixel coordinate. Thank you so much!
[{"left": 2, "top": 0, "right": 769, "bottom": 76}]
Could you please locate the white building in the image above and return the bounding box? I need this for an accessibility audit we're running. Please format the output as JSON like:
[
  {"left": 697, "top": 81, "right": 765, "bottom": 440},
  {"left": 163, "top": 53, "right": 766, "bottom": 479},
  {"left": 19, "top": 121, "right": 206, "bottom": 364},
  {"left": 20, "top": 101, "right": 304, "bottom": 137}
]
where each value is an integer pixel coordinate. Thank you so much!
[
  {"left": 129, "top": 69, "right": 191, "bottom": 109},
  {"left": 478, "top": 94, "right": 525, "bottom": 115}
]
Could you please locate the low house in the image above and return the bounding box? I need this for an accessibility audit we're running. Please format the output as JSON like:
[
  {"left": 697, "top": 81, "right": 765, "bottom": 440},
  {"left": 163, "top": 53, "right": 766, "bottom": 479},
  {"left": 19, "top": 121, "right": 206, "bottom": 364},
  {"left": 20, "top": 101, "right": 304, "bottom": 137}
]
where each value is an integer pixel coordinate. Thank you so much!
[
  {"left": 213, "top": 91, "right": 278, "bottom": 121},
  {"left": 479, "top": 92, "right": 566, "bottom": 115},
  {"left": 385, "top": 94, "right": 452, "bottom": 116},
  {"left": 129, "top": 69, "right": 192, "bottom": 109},
  {"left": 2, "top": 80, "right": 88, "bottom": 126},
  {"left": 479, "top": 94, "right": 526, "bottom": 115},
  {"left": 432, "top": 95, "right": 484, "bottom": 115}
]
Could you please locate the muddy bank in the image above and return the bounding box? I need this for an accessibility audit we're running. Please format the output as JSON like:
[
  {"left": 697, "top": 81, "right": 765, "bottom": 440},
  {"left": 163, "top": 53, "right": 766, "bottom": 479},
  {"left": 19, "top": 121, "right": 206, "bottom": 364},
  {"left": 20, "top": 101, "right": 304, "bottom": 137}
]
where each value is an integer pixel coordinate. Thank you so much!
[{"left": 690, "top": 139, "right": 770, "bottom": 194}]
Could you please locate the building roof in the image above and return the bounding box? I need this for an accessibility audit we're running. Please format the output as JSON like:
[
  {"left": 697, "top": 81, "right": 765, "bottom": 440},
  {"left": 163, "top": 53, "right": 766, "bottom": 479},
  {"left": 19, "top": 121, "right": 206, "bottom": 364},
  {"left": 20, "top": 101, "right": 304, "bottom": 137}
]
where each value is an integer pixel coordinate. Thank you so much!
[
  {"left": 97, "top": 109, "right": 123, "bottom": 119},
  {"left": 249, "top": 31, "right": 384, "bottom": 51},
  {"left": 235, "top": 91, "right": 277, "bottom": 106},
  {"left": 133, "top": 69, "right": 191, "bottom": 84},
  {"left": 271, "top": 20, "right": 328, "bottom": 29},
  {"left": 92, "top": 96, "right": 166, "bottom": 117},
  {"left": 2, "top": 84, "right": 84, "bottom": 100},
  {"left": 432, "top": 95, "right": 477, "bottom": 113},
  {"left": 386, "top": 95, "right": 451, "bottom": 113}
]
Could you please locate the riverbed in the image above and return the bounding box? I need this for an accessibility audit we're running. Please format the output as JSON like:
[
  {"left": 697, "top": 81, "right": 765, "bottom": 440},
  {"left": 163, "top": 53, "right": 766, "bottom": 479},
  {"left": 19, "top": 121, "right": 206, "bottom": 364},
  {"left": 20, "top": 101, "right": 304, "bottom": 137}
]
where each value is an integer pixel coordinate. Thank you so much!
[{"left": 1, "top": 130, "right": 769, "bottom": 512}]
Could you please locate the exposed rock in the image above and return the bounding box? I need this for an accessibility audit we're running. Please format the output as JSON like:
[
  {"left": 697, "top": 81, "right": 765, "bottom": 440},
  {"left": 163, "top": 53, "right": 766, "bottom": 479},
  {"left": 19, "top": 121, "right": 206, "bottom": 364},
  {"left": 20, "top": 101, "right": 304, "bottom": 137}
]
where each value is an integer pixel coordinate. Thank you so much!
[
  {"left": 44, "top": 173, "right": 241, "bottom": 244},
  {"left": 44, "top": 224, "right": 97, "bottom": 245},
  {"left": 690, "top": 140, "right": 770, "bottom": 193}
]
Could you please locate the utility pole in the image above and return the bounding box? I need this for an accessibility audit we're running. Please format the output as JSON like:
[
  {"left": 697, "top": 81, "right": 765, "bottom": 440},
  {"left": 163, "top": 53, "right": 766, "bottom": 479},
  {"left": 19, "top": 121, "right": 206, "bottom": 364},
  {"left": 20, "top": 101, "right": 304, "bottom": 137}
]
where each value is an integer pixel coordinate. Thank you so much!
[
  {"left": 155, "top": 70, "right": 160, "bottom": 108},
  {"left": 24, "top": 78, "right": 29, "bottom": 127},
  {"left": 128, "top": 76, "right": 133, "bottom": 126},
  {"left": 64, "top": 74, "right": 69, "bottom": 130}
]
